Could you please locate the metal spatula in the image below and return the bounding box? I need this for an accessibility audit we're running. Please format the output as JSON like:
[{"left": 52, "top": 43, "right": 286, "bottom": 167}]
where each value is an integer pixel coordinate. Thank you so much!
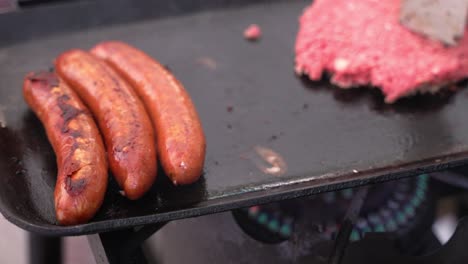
[{"left": 400, "top": 0, "right": 468, "bottom": 46}]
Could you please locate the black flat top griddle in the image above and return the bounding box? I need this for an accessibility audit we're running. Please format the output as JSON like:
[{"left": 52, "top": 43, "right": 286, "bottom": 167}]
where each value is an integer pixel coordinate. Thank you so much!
[{"left": 1, "top": 0, "right": 468, "bottom": 236}]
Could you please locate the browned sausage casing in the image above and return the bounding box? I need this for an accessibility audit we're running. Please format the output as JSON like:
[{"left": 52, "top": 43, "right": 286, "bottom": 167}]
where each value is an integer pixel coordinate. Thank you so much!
[
  {"left": 56, "top": 50, "right": 157, "bottom": 199},
  {"left": 23, "top": 72, "right": 108, "bottom": 225},
  {"left": 91, "top": 42, "right": 206, "bottom": 185}
]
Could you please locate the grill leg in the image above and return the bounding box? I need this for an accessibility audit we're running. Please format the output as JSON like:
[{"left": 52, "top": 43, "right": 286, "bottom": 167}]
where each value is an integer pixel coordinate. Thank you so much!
[
  {"left": 88, "top": 222, "right": 167, "bottom": 264},
  {"left": 29, "top": 233, "right": 62, "bottom": 264},
  {"left": 328, "top": 186, "right": 369, "bottom": 264}
]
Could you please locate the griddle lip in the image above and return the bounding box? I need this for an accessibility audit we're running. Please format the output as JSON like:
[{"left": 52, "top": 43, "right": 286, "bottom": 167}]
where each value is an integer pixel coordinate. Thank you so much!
[{"left": 2, "top": 154, "right": 467, "bottom": 236}]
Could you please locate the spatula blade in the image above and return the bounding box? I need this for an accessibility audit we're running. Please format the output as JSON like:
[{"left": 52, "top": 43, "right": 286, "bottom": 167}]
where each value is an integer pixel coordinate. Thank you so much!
[{"left": 400, "top": 0, "right": 468, "bottom": 45}]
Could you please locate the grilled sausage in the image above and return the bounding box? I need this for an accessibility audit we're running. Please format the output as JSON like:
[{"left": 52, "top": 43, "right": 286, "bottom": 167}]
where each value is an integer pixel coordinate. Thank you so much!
[
  {"left": 23, "top": 72, "right": 108, "bottom": 225},
  {"left": 91, "top": 41, "right": 206, "bottom": 185},
  {"left": 56, "top": 50, "right": 157, "bottom": 199}
]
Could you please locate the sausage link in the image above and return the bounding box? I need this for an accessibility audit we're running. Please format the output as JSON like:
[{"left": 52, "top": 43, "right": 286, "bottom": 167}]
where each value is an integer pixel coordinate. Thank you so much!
[
  {"left": 92, "top": 42, "right": 206, "bottom": 185},
  {"left": 55, "top": 50, "right": 157, "bottom": 199},
  {"left": 23, "top": 72, "right": 108, "bottom": 225}
]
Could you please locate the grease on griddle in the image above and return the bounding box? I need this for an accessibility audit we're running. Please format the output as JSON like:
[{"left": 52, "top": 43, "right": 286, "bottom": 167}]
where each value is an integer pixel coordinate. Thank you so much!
[
  {"left": 247, "top": 146, "right": 287, "bottom": 176},
  {"left": 268, "top": 132, "right": 284, "bottom": 142},
  {"left": 196, "top": 57, "right": 218, "bottom": 71}
]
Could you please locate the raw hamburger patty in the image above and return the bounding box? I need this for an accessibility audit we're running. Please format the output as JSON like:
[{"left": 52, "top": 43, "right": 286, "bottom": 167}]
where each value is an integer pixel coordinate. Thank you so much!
[{"left": 295, "top": 0, "right": 468, "bottom": 103}]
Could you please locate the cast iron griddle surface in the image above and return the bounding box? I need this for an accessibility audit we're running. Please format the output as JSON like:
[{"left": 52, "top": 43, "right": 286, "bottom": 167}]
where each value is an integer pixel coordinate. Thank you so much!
[{"left": 1, "top": 0, "right": 468, "bottom": 235}]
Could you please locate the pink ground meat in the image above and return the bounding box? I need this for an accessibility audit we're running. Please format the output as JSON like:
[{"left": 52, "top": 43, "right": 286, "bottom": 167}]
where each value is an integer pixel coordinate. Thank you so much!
[
  {"left": 295, "top": 0, "right": 468, "bottom": 103},
  {"left": 244, "top": 24, "right": 262, "bottom": 41}
]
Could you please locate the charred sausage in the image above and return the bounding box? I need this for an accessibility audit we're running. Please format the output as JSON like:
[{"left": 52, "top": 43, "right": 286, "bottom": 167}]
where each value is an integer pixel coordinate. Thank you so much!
[
  {"left": 23, "top": 72, "right": 108, "bottom": 225},
  {"left": 56, "top": 50, "right": 157, "bottom": 199},
  {"left": 91, "top": 41, "right": 206, "bottom": 185}
]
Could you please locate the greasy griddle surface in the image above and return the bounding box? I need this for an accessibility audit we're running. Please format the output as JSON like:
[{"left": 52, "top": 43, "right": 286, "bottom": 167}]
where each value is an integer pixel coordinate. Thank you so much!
[{"left": 1, "top": 0, "right": 468, "bottom": 235}]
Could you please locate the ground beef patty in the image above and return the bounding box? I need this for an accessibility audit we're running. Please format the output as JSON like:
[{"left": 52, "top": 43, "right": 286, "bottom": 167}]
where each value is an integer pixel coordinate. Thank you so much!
[{"left": 295, "top": 0, "right": 468, "bottom": 103}]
